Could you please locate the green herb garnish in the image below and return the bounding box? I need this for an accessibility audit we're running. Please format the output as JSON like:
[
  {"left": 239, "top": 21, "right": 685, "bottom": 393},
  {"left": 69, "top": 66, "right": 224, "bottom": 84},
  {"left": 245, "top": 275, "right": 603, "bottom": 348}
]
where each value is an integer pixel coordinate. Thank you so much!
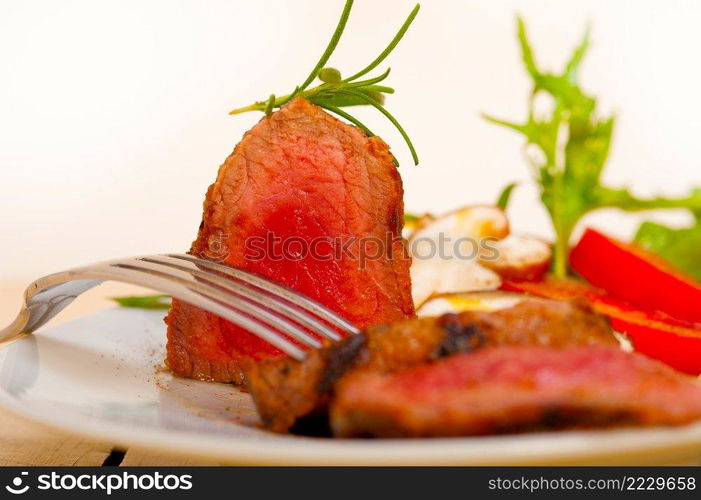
[
  {"left": 485, "top": 17, "right": 701, "bottom": 277},
  {"left": 404, "top": 212, "right": 421, "bottom": 223},
  {"left": 111, "top": 294, "right": 172, "bottom": 310},
  {"left": 496, "top": 182, "right": 518, "bottom": 211},
  {"left": 229, "top": 0, "right": 420, "bottom": 165},
  {"left": 634, "top": 206, "right": 701, "bottom": 281}
]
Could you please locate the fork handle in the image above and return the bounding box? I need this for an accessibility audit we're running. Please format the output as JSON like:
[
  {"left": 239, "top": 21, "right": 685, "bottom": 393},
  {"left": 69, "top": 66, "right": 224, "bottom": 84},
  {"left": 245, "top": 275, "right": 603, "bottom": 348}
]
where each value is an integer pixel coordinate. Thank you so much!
[{"left": 0, "top": 273, "right": 104, "bottom": 343}]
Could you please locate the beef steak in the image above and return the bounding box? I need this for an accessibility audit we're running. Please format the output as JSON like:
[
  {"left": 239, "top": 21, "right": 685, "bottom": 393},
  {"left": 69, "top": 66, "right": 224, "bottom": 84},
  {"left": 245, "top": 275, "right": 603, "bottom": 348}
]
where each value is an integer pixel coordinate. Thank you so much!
[
  {"left": 166, "top": 98, "right": 414, "bottom": 383},
  {"left": 330, "top": 345, "right": 701, "bottom": 437},
  {"left": 246, "top": 298, "right": 616, "bottom": 432}
]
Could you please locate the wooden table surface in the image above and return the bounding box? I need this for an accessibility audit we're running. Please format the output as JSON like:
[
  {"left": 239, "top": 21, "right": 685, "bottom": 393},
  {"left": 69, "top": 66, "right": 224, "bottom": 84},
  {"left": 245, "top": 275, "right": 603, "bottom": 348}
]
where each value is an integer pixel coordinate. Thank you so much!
[{"left": 0, "top": 280, "right": 221, "bottom": 466}]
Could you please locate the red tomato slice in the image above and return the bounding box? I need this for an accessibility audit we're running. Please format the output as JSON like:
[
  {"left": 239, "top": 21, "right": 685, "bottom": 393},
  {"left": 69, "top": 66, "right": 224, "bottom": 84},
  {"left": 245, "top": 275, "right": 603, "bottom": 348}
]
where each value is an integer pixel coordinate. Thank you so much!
[
  {"left": 570, "top": 227, "right": 701, "bottom": 324},
  {"left": 502, "top": 277, "right": 701, "bottom": 375}
]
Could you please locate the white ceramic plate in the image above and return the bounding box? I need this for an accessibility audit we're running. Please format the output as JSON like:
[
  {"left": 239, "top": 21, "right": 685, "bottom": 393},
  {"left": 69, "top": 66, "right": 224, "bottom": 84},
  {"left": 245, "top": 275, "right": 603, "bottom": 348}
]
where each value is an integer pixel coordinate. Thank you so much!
[{"left": 1, "top": 307, "right": 701, "bottom": 465}]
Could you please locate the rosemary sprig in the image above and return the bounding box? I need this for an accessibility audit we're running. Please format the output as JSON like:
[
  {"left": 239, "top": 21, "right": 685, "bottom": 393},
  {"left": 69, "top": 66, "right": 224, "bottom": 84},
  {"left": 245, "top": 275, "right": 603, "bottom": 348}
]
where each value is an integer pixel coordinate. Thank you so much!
[{"left": 229, "top": 0, "right": 420, "bottom": 165}]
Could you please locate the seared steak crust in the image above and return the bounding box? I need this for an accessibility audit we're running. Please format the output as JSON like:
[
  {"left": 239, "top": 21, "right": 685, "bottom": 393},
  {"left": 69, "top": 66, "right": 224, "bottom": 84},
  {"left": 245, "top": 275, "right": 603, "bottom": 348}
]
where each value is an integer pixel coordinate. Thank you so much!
[
  {"left": 246, "top": 298, "right": 615, "bottom": 432},
  {"left": 166, "top": 98, "right": 414, "bottom": 383},
  {"left": 330, "top": 345, "right": 701, "bottom": 437}
]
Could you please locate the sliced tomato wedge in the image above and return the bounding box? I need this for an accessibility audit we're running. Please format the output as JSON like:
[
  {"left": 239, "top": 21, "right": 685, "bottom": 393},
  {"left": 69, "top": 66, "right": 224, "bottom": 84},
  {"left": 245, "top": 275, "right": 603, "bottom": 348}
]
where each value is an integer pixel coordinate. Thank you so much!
[
  {"left": 570, "top": 227, "right": 701, "bottom": 324},
  {"left": 502, "top": 277, "right": 701, "bottom": 375}
]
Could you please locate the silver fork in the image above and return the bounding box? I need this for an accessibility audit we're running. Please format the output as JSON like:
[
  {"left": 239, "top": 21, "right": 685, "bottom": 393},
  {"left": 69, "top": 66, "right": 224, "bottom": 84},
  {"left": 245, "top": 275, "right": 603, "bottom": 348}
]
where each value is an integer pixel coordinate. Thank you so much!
[{"left": 0, "top": 254, "right": 360, "bottom": 360}]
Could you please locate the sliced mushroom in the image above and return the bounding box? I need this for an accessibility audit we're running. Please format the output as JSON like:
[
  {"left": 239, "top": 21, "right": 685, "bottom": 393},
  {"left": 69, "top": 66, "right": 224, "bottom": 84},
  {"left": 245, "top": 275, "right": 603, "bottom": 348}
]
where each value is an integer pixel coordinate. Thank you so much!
[
  {"left": 408, "top": 205, "right": 509, "bottom": 252},
  {"left": 408, "top": 206, "right": 509, "bottom": 307},
  {"left": 412, "top": 259, "right": 502, "bottom": 309},
  {"left": 418, "top": 291, "right": 526, "bottom": 317},
  {"left": 402, "top": 212, "right": 435, "bottom": 240},
  {"left": 480, "top": 234, "right": 552, "bottom": 281}
]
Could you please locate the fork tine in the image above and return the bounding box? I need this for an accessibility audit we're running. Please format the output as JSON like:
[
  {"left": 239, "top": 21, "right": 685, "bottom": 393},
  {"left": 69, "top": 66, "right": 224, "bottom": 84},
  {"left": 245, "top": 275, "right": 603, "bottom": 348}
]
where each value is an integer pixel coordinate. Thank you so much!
[
  {"left": 167, "top": 254, "right": 360, "bottom": 335},
  {"left": 112, "top": 261, "right": 322, "bottom": 350},
  {"left": 1, "top": 252, "right": 364, "bottom": 359},
  {"left": 139, "top": 255, "right": 342, "bottom": 341},
  {"left": 98, "top": 265, "right": 307, "bottom": 360}
]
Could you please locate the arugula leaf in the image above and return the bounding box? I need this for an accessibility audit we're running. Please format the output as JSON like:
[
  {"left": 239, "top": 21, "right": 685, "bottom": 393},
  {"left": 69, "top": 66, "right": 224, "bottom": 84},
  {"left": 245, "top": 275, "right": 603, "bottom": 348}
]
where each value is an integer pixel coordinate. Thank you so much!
[
  {"left": 496, "top": 182, "right": 518, "bottom": 211},
  {"left": 485, "top": 17, "right": 701, "bottom": 277},
  {"left": 111, "top": 294, "right": 172, "bottom": 310},
  {"left": 634, "top": 214, "right": 701, "bottom": 282}
]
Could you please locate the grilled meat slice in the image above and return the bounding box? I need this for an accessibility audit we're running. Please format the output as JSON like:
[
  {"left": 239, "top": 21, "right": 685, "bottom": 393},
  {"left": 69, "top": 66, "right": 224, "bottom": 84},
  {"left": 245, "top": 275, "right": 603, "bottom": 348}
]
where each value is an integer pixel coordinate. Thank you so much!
[
  {"left": 246, "top": 298, "right": 615, "bottom": 432},
  {"left": 166, "top": 98, "right": 414, "bottom": 383},
  {"left": 330, "top": 345, "right": 701, "bottom": 438}
]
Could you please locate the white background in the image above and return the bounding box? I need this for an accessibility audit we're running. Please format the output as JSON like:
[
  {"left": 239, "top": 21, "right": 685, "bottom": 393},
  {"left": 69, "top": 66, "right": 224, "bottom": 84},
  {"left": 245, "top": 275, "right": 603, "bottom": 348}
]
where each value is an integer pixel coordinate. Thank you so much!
[{"left": 1, "top": 0, "right": 699, "bottom": 279}]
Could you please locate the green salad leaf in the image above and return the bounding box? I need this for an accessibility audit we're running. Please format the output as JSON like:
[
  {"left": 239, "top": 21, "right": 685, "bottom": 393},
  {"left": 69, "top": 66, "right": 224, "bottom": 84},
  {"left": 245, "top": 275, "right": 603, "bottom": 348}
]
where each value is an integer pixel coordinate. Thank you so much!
[
  {"left": 634, "top": 209, "right": 701, "bottom": 281},
  {"left": 485, "top": 17, "right": 701, "bottom": 277}
]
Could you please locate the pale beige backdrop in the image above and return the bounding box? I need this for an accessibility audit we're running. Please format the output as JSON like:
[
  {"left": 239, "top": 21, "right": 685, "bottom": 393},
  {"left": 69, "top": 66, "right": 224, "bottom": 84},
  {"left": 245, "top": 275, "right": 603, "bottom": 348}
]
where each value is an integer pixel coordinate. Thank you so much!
[{"left": 1, "top": 0, "right": 700, "bottom": 280}]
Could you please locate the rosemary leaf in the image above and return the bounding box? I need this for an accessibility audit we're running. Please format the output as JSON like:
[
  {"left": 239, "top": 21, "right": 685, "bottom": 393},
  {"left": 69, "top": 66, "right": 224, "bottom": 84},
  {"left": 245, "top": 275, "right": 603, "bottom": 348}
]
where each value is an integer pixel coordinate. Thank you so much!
[
  {"left": 316, "top": 103, "right": 375, "bottom": 137},
  {"left": 341, "top": 88, "right": 418, "bottom": 165},
  {"left": 284, "top": 0, "right": 354, "bottom": 102},
  {"left": 344, "top": 4, "right": 421, "bottom": 81}
]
